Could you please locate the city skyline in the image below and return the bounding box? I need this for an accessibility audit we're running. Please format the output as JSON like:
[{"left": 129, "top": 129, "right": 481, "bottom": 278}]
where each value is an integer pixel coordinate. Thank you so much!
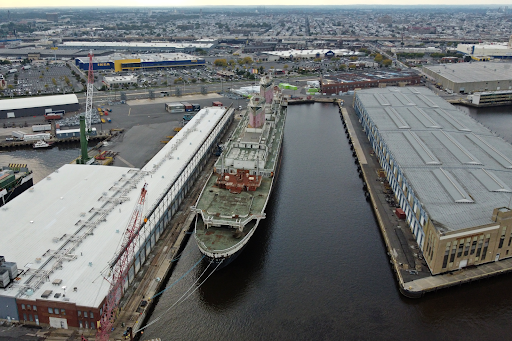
[{"left": 1, "top": 2, "right": 512, "bottom": 8}]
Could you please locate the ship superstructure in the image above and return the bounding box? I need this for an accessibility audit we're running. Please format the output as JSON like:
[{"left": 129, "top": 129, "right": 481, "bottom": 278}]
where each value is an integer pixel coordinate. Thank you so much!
[{"left": 194, "top": 75, "right": 288, "bottom": 266}]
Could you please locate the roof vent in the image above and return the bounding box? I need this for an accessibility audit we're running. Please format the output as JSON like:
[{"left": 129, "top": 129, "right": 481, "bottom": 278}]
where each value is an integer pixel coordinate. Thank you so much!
[{"left": 88, "top": 262, "right": 93, "bottom": 267}]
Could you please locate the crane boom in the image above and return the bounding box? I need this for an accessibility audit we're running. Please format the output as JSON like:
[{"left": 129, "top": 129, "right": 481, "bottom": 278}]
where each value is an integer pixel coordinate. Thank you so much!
[
  {"left": 84, "top": 50, "right": 94, "bottom": 139},
  {"left": 96, "top": 183, "right": 148, "bottom": 341}
]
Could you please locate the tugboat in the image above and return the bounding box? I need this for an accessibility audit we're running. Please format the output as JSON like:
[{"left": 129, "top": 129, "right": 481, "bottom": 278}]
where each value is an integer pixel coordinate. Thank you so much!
[{"left": 33, "top": 140, "right": 53, "bottom": 149}]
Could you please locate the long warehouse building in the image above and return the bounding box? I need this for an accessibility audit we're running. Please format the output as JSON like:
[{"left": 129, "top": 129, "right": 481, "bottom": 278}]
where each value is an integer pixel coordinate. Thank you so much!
[
  {"left": 59, "top": 41, "right": 214, "bottom": 53},
  {"left": 0, "top": 94, "right": 79, "bottom": 119},
  {"left": 0, "top": 106, "right": 233, "bottom": 328},
  {"left": 355, "top": 86, "right": 512, "bottom": 275},
  {"left": 422, "top": 63, "right": 512, "bottom": 94},
  {"left": 75, "top": 52, "right": 205, "bottom": 72}
]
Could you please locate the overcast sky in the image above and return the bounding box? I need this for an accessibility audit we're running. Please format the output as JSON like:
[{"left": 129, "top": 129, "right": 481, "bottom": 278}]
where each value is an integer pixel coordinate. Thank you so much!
[{"left": 1, "top": 1, "right": 510, "bottom": 8}]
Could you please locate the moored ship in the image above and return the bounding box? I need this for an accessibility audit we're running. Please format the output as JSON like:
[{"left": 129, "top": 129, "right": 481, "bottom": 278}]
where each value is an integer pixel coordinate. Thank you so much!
[
  {"left": 194, "top": 75, "right": 288, "bottom": 267},
  {"left": 0, "top": 164, "right": 33, "bottom": 207}
]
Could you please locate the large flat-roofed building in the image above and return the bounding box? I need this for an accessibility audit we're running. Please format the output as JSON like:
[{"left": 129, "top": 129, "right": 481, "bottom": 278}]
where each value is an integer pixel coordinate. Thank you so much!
[
  {"left": 59, "top": 41, "right": 214, "bottom": 54},
  {"left": 355, "top": 86, "right": 512, "bottom": 275},
  {"left": 321, "top": 71, "right": 421, "bottom": 95},
  {"left": 457, "top": 36, "right": 512, "bottom": 59},
  {"left": 0, "top": 94, "right": 79, "bottom": 119},
  {"left": 74, "top": 53, "right": 205, "bottom": 72},
  {"left": 263, "top": 49, "right": 363, "bottom": 60},
  {"left": 422, "top": 63, "right": 512, "bottom": 94},
  {"left": 0, "top": 106, "right": 233, "bottom": 328}
]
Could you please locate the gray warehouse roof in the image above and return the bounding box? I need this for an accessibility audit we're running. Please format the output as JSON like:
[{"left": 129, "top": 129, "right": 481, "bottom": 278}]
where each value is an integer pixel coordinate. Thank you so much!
[
  {"left": 0, "top": 94, "right": 78, "bottom": 111},
  {"left": 356, "top": 86, "right": 512, "bottom": 232},
  {"left": 423, "top": 63, "right": 512, "bottom": 84}
]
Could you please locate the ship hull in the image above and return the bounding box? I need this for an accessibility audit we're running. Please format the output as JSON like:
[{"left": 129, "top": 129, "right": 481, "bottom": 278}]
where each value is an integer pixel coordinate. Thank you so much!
[{"left": 195, "top": 144, "right": 283, "bottom": 268}]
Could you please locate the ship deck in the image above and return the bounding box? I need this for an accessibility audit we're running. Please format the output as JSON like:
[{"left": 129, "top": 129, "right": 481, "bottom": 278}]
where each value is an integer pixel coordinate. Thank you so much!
[
  {"left": 196, "top": 175, "right": 272, "bottom": 224},
  {"left": 195, "top": 218, "right": 257, "bottom": 253}
]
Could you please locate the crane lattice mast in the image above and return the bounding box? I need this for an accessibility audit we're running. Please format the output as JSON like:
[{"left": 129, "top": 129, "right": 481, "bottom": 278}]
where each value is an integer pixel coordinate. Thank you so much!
[
  {"left": 96, "top": 183, "right": 148, "bottom": 341},
  {"left": 84, "top": 50, "right": 94, "bottom": 138}
]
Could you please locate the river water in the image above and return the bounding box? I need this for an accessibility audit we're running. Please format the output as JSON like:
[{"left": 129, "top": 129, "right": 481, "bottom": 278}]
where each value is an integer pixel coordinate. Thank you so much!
[
  {"left": 0, "top": 142, "right": 95, "bottom": 183},
  {"left": 141, "top": 103, "right": 512, "bottom": 340},
  {"left": 3, "top": 103, "right": 512, "bottom": 339}
]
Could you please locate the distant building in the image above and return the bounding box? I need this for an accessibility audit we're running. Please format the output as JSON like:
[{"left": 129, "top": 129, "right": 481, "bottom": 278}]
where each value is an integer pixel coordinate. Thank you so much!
[
  {"left": 0, "top": 94, "right": 79, "bottom": 119},
  {"left": 457, "top": 35, "right": 512, "bottom": 59},
  {"left": 320, "top": 71, "right": 420, "bottom": 95},
  {"left": 75, "top": 53, "right": 205, "bottom": 72},
  {"left": 407, "top": 26, "right": 436, "bottom": 34},
  {"left": 46, "top": 13, "right": 58, "bottom": 22},
  {"left": 103, "top": 75, "right": 138, "bottom": 87},
  {"left": 422, "top": 63, "right": 512, "bottom": 94},
  {"left": 59, "top": 41, "right": 215, "bottom": 53}
]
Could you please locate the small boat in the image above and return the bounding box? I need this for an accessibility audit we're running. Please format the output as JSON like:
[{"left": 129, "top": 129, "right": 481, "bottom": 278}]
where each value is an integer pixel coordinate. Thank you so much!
[{"left": 33, "top": 140, "right": 53, "bottom": 149}]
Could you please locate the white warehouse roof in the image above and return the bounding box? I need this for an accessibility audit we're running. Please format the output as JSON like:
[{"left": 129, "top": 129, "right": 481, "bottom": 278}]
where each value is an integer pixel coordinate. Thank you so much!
[
  {"left": 59, "top": 41, "right": 213, "bottom": 49},
  {"left": 0, "top": 94, "right": 79, "bottom": 111},
  {"left": 0, "top": 106, "right": 228, "bottom": 308}
]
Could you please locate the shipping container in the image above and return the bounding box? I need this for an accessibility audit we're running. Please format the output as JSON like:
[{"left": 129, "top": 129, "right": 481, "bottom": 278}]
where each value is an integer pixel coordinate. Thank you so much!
[
  {"left": 212, "top": 101, "right": 223, "bottom": 107},
  {"left": 11, "top": 131, "right": 25, "bottom": 139},
  {"left": 165, "top": 102, "right": 185, "bottom": 113},
  {"left": 395, "top": 208, "right": 406, "bottom": 220},
  {"left": 23, "top": 133, "right": 51, "bottom": 141},
  {"left": 56, "top": 128, "right": 96, "bottom": 139},
  {"left": 32, "top": 124, "right": 51, "bottom": 132},
  {"left": 181, "top": 102, "right": 194, "bottom": 112}
]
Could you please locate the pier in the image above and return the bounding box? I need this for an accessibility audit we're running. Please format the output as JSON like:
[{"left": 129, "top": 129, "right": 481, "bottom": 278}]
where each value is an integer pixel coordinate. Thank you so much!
[{"left": 339, "top": 99, "right": 512, "bottom": 298}]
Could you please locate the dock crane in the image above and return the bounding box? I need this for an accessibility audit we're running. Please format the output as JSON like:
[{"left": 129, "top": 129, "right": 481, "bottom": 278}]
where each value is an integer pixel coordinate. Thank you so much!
[
  {"left": 96, "top": 183, "right": 148, "bottom": 341},
  {"left": 78, "top": 50, "right": 94, "bottom": 164}
]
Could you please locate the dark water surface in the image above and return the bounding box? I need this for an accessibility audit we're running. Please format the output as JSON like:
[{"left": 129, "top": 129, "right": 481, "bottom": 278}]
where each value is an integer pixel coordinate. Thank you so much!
[
  {"left": 0, "top": 143, "right": 94, "bottom": 183},
  {"left": 141, "top": 103, "right": 512, "bottom": 340}
]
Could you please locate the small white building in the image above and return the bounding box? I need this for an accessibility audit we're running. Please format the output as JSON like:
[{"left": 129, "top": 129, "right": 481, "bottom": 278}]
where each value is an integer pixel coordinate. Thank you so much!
[{"left": 103, "top": 75, "right": 138, "bottom": 87}]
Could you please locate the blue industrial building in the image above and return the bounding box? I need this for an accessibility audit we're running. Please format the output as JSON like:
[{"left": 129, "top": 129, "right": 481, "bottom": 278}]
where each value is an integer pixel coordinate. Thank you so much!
[{"left": 75, "top": 53, "right": 205, "bottom": 72}]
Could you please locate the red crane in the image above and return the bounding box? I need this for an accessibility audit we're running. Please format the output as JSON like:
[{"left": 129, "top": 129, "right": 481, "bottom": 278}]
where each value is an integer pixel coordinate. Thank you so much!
[{"left": 96, "top": 183, "right": 148, "bottom": 341}]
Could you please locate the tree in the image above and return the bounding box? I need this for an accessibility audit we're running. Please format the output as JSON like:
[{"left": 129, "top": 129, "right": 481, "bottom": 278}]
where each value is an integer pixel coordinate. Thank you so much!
[
  {"left": 283, "top": 64, "right": 289, "bottom": 69},
  {"left": 228, "top": 59, "right": 236, "bottom": 66},
  {"left": 52, "top": 78, "right": 57, "bottom": 86},
  {"left": 349, "top": 56, "right": 358, "bottom": 61},
  {"left": 382, "top": 59, "right": 393, "bottom": 67},
  {"left": 214, "top": 59, "right": 228, "bottom": 67},
  {"left": 242, "top": 56, "right": 253, "bottom": 64},
  {"left": 374, "top": 54, "right": 383, "bottom": 63}
]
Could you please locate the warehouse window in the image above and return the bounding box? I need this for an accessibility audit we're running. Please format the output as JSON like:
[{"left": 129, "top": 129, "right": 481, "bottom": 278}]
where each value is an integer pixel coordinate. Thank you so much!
[
  {"left": 21, "top": 304, "right": 25, "bottom": 310},
  {"left": 78, "top": 310, "right": 81, "bottom": 317},
  {"left": 457, "top": 240, "right": 464, "bottom": 258},
  {"left": 48, "top": 307, "right": 53, "bottom": 314},
  {"left": 33, "top": 306, "right": 37, "bottom": 311},
  {"left": 470, "top": 240, "right": 477, "bottom": 255},
  {"left": 482, "top": 236, "right": 490, "bottom": 261},
  {"left": 442, "top": 242, "right": 451, "bottom": 268},
  {"left": 54, "top": 308, "right": 59, "bottom": 315},
  {"left": 61, "top": 309, "right": 65, "bottom": 315},
  {"left": 464, "top": 241, "right": 470, "bottom": 256}
]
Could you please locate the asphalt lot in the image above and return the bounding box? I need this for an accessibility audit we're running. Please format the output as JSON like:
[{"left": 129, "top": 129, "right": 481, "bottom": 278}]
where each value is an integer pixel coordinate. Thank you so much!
[{"left": 1, "top": 64, "right": 83, "bottom": 97}]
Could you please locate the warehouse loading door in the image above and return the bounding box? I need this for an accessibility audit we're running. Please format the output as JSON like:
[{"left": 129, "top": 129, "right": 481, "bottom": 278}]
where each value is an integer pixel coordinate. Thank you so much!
[
  {"left": 49, "top": 317, "right": 68, "bottom": 329},
  {"left": 7, "top": 112, "right": 14, "bottom": 118}
]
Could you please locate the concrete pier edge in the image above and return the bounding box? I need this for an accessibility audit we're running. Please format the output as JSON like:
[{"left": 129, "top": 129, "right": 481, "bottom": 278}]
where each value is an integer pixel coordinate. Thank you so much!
[{"left": 338, "top": 103, "right": 421, "bottom": 298}]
